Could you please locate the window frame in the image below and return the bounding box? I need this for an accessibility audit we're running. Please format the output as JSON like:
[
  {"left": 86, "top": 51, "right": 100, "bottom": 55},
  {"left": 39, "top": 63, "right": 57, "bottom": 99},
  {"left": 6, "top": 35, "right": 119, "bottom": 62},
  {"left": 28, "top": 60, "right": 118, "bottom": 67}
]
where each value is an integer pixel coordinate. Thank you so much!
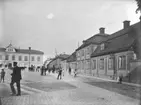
[
  {"left": 99, "top": 58, "right": 104, "bottom": 70},
  {"left": 18, "top": 55, "right": 22, "bottom": 61},
  {"left": 5, "top": 55, "right": 9, "bottom": 60},
  {"left": 12, "top": 55, "right": 15, "bottom": 60}
]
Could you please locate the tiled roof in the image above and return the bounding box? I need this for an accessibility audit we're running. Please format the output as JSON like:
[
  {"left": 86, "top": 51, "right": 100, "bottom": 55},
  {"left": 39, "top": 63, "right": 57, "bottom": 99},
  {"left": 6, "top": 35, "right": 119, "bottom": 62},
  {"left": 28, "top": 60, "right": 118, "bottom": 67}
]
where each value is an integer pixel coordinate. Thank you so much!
[
  {"left": 76, "top": 34, "right": 109, "bottom": 51},
  {"left": 67, "top": 52, "right": 76, "bottom": 62},
  {"left": 0, "top": 47, "right": 44, "bottom": 55},
  {"left": 57, "top": 54, "right": 70, "bottom": 60},
  {"left": 91, "top": 22, "right": 140, "bottom": 57}
]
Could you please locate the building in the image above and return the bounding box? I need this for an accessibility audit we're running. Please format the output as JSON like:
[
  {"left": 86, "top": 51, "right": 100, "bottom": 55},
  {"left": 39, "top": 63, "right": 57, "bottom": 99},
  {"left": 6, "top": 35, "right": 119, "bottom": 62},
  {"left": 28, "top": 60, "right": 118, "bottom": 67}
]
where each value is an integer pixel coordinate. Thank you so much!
[
  {"left": 75, "top": 27, "right": 109, "bottom": 75},
  {"left": 91, "top": 20, "right": 140, "bottom": 80},
  {"left": 0, "top": 43, "right": 44, "bottom": 67},
  {"left": 66, "top": 52, "right": 77, "bottom": 74},
  {"left": 47, "top": 54, "right": 70, "bottom": 70}
]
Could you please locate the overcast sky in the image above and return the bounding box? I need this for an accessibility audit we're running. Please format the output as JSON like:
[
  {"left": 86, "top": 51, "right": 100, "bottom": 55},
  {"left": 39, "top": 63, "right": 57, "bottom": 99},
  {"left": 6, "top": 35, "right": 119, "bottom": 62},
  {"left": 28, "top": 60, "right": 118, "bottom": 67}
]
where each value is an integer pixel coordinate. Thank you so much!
[{"left": 0, "top": 0, "right": 140, "bottom": 58}]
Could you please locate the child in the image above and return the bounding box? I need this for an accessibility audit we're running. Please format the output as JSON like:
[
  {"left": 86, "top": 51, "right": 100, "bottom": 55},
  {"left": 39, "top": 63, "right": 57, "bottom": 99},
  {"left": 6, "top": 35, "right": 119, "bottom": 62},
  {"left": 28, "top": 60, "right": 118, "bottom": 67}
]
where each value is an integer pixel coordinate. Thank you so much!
[
  {"left": 117, "top": 74, "right": 123, "bottom": 84},
  {"left": 1, "top": 69, "right": 5, "bottom": 83},
  {"left": 74, "top": 69, "right": 77, "bottom": 77}
]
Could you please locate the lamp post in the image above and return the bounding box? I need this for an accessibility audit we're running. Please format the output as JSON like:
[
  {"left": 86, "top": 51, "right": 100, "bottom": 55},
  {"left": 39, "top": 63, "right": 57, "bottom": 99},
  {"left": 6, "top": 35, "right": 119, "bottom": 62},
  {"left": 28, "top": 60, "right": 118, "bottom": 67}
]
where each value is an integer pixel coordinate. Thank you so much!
[{"left": 29, "top": 47, "right": 31, "bottom": 70}]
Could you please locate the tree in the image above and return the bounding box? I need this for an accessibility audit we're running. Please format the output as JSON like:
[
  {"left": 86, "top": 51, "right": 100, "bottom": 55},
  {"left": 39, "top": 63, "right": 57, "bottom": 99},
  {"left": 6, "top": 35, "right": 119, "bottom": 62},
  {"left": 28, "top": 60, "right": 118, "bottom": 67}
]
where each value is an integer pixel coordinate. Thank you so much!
[{"left": 135, "top": 0, "right": 141, "bottom": 13}]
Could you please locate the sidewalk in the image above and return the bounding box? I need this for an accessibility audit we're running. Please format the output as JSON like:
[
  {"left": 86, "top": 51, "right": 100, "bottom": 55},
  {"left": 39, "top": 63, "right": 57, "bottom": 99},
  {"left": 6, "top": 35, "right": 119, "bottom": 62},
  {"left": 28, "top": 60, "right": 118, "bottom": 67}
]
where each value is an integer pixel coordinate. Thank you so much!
[
  {"left": 49, "top": 72, "right": 139, "bottom": 105},
  {"left": 77, "top": 74, "right": 141, "bottom": 88}
]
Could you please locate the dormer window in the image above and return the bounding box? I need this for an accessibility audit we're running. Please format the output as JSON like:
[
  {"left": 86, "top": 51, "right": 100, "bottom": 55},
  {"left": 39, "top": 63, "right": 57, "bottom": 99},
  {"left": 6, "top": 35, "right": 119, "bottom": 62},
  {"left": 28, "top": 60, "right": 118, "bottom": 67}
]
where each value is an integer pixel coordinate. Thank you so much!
[
  {"left": 101, "top": 43, "right": 105, "bottom": 50},
  {"left": 5, "top": 43, "right": 16, "bottom": 52},
  {"left": 93, "top": 46, "right": 97, "bottom": 52}
]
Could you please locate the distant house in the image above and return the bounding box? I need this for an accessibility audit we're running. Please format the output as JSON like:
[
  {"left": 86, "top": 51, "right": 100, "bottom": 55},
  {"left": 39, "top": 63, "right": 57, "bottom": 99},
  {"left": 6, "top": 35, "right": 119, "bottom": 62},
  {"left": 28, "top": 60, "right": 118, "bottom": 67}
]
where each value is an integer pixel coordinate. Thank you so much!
[
  {"left": 0, "top": 43, "right": 44, "bottom": 68},
  {"left": 75, "top": 27, "right": 109, "bottom": 75},
  {"left": 47, "top": 54, "right": 70, "bottom": 70},
  {"left": 91, "top": 20, "right": 140, "bottom": 79}
]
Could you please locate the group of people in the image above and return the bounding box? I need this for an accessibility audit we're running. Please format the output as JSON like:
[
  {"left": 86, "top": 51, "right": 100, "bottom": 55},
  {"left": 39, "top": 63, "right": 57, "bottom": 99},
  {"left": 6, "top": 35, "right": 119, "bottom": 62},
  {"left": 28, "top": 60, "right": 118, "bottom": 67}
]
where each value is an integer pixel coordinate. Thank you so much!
[
  {"left": 69, "top": 67, "right": 78, "bottom": 77},
  {"left": 0, "top": 62, "right": 22, "bottom": 96}
]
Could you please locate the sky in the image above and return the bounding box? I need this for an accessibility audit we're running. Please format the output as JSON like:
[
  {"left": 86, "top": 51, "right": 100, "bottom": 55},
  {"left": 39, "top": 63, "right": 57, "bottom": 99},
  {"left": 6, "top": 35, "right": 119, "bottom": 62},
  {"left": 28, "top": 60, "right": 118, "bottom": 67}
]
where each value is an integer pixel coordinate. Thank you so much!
[{"left": 0, "top": 0, "right": 140, "bottom": 59}]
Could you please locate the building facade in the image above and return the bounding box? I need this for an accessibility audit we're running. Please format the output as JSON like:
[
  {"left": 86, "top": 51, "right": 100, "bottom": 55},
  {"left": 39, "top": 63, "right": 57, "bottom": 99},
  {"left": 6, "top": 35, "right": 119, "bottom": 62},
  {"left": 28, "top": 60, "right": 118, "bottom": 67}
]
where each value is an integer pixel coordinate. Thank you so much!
[
  {"left": 0, "top": 44, "right": 44, "bottom": 67},
  {"left": 47, "top": 54, "right": 70, "bottom": 70},
  {"left": 76, "top": 27, "right": 109, "bottom": 75},
  {"left": 91, "top": 20, "right": 140, "bottom": 80}
]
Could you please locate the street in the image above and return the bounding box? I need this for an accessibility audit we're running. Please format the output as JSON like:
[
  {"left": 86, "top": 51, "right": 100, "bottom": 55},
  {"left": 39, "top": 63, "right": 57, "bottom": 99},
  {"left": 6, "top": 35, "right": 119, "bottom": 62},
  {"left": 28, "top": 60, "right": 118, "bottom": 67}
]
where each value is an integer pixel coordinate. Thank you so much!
[{"left": 0, "top": 69, "right": 140, "bottom": 105}]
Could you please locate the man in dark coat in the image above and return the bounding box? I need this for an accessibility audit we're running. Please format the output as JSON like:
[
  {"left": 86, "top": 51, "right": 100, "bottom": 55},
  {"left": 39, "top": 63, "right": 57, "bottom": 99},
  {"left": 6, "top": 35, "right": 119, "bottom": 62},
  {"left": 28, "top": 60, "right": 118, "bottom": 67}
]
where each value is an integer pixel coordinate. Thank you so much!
[
  {"left": 69, "top": 67, "right": 71, "bottom": 75},
  {"left": 10, "top": 62, "right": 22, "bottom": 96},
  {"left": 57, "top": 65, "right": 62, "bottom": 80}
]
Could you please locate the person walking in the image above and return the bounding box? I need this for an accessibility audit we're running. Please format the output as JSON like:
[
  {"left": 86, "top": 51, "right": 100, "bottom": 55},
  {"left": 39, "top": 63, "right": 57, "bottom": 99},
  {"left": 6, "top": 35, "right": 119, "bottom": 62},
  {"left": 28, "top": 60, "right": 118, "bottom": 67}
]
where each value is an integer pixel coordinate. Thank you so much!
[
  {"left": 74, "top": 69, "right": 77, "bottom": 77},
  {"left": 10, "top": 62, "right": 22, "bottom": 96},
  {"left": 0, "top": 69, "right": 5, "bottom": 83},
  {"left": 69, "top": 67, "right": 71, "bottom": 75},
  {"left": 57, "top": 65, "right": 62, "bottom": 80}
]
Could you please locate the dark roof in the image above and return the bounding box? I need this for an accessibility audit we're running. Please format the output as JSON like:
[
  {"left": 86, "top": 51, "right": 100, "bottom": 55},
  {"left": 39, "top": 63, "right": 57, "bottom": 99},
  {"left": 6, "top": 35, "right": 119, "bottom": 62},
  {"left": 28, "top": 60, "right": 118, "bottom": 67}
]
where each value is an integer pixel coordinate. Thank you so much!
[
  {"left": 76, "top": 34, "right": 109, "bottom": 51},
  {"left": 91, "top": 22, "right": 140, "bottom": 57},
  {"left": 0, "top": 47, "right": 44, "bottom": 55},
  {"left": 52, "top": 54, "right": 70, "bottom": 61},
  {"left": 67, "top": 52, "right": 76, "bottom": 62},
  {"left": 16, "top": 49, "right": 44, "bottom": 55},
  {"left": 0, "top": 48, "right": 5, "bottom": 52}
]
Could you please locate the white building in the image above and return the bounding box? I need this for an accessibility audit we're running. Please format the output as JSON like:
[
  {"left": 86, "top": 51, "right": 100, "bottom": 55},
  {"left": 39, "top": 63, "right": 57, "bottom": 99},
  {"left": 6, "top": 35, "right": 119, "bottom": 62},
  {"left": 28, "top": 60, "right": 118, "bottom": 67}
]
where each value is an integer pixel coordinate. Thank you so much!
[{"left": 0, "top": 43, "right": 44, "bottom": 67}]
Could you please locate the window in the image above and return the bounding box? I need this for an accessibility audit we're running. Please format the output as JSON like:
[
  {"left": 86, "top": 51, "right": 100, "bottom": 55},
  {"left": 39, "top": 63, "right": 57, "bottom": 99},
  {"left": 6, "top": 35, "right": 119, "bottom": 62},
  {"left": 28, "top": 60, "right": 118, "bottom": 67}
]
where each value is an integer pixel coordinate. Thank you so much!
[
  {"left": 87, "top": 47, "right": 89, "bottom": 55},
  {"left": 93, "top": 60, "right": 96, "bottom": 69},
  {"left": 31, "top": 56, "right": 34, "bottom": 61},
  {"left": 118, "top": 56, "right": 126, "bottom": 69},
  {"left": 24, "top": 56, "right": 28, "bottom": 61},
  {"left": 19, "top": 56, "right": 22, "bottom": 61},
  {"left": 133, "top": 53, "right": 137, "bottom": 60},
  {"left": 101, "top": 44, "right": 105, "bottom": 50},
  {"left": 82, "top": 61, "right": 84, "bottom": 69},
  {"left": 37, "top": 56, "right": 40, "bottom": 62},
  {"left": 7, "top": 48, "right": 14, "bottom": 52},
  {"left": 77, "top": 52, "right": 80, "bottom": 57},
  {"left": 93, "top": 46, "right": 97, "bottom": 52},
  {"left": 82, "top": 50, "right": 84, "bottom": 56},
  {"left": 108, "top": 58, "right": 113, "bottom": 70},
  {"left": 5, "top": 55, "right": 9, "bottom": 60},
  {"left": 86, "top": 60, "right": 90, "bottom": 69},
  {"left": 8, "top": 49, "right": 12, "bottom": 52},
  {"left": 0, "top": 55, "right": 2, "bottom": 60},
  {"left": 99, "top": 58, "right": 104, "bottom": 70},
  {"left": 12, "top": 55, "right": 15, "bottom": 60}
]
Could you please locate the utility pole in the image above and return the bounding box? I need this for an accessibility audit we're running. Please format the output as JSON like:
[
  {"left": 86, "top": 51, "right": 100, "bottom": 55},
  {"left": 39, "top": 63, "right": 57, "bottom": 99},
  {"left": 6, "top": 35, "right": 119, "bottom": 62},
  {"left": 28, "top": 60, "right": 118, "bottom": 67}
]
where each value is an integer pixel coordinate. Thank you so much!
[{"left": 29, "top": 47, "right": 31, "bottom": 70}]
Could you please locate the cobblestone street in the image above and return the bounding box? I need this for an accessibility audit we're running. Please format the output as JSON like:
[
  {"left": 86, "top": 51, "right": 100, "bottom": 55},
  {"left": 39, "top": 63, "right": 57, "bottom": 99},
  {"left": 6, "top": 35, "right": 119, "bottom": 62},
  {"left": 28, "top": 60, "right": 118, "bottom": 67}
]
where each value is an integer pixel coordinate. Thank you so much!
[{"left": 0, "top": 70, "right": 140, "bottom": 105}]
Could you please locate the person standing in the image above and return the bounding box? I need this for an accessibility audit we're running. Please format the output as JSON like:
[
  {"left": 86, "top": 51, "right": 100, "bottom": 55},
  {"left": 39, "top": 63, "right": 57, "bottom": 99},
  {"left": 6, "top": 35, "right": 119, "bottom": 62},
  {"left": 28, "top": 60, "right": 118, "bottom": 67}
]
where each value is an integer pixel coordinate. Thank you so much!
[
  {"left": 52, "top": 65, "right": 55, "bottom": 73},
  {"left": 57, "top": 65, "right": 62, "bottom": 80},
  {"left": 10, "top": 62, "right": 22, "bottom": 96},
  {"left": 74, "top": 69, "right": 77, "bottom": 77},
  {"left": 69, "top": 67, "right": 71, "bottom": 75},
  {"left": 0, "top": 69, "right": 5, "bottom": 83}
]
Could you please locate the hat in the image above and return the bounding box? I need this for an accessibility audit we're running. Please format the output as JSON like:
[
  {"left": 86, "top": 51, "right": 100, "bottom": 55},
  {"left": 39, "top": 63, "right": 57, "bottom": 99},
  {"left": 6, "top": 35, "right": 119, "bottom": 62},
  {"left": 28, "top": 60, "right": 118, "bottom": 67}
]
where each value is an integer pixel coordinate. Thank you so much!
[{"left": 13, "top": 62, "right": 17, "bottom": 65}]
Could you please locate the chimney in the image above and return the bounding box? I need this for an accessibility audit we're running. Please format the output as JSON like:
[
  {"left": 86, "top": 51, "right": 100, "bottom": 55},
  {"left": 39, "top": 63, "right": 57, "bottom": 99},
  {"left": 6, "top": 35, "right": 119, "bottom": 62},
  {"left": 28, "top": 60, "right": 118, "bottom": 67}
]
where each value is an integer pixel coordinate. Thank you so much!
[
  {"left": 123, "top": 20, "right": 130, "bottom": 29},
  {"left": 99, "top": 27, "right": 105, "bottom": 34},
  {"left": 29, "top": 47, "right": 31, "bottom": 50},
  {"left": 83, "top": 40, "right": 86, "bottom": 43}
]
